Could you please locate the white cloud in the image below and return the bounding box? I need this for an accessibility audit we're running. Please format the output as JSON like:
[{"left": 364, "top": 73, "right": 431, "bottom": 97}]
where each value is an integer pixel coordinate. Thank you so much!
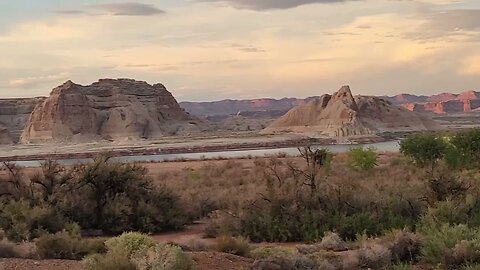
[{"left": 8, "top": 72, "right": 70, "bottom": 88}]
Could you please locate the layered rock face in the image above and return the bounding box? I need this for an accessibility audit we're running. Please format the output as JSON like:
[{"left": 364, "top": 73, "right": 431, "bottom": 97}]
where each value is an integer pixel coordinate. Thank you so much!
[
  {"left": 385, "top": 90, "right": 480, "bottom": 114},
  {"left": 262, "top": 86, "right": 440, "bottom": 137},
  {"left": 0, "top": 98, "right": 45, "bottom": 144},
  {"left": 21, "top": 79, "right": 207, "bottom": 143}
]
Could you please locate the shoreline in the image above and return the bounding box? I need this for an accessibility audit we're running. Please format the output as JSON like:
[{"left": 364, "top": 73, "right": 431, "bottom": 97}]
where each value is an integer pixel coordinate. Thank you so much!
[{"left": 0, "top": 135, "right": 392, "bottom": 162}]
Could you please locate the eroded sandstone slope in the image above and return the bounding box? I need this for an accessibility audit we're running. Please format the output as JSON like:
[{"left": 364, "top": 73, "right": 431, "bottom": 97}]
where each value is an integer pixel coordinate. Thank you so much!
[
  {"left": 21, "top": 79, "right": 208, "bottom": 143},
  {"left": 262, "top": 86, "right": 441, "bottom": 137}
]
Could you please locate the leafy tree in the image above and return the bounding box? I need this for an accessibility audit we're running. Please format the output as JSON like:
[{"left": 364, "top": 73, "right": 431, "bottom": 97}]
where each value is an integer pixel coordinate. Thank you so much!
[
  {"left": 347, "top": 147, "right": 378, "bottom": 171},
  {"left": 451, "top": 128, "right": 480, "bottom": 168},
  {"left": 66, "top": 155, "right": 187, "bottom": 234},
  {"left": 400, "top": 133, "right": 447, "bottom": 173}
]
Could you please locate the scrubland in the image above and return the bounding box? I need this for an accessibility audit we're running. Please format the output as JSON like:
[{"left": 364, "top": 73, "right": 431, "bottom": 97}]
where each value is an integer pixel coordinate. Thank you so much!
[{"left": 1, "top": 129, "right": 480, "bottom": 269}]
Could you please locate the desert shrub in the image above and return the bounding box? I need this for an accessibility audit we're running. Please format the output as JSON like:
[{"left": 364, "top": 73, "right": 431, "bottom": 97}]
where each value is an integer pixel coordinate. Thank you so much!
[
  {"left": 357, "top": 243, "right": 392, "bottom": 269},
  {"left": 317, "top": 232, "right": 348, "bottom": 251},
  {"left": 204, "top": 221, "right": 220, "bottom": 238},
  {"left": 347, "top": 147, "right": 378, "bottom": 171},
  {"left": 84, "top": 232, "right": 155, "bottom": 270},
  {"left": 133, "top": 244, "right": 194, "bottom": 270},
  {"left": 83, "top": 251, "right": 137, "bottom": 270},
  {"left": 36, "top": 231, "right": 105, "bottom": 260},
  {"left": 61, "top": 156, "right": 188, "bottom": 234},
  {"left": 249, "top": 246, "right": 297, "bottom": 259},
  {"left": 252, "top": 253, "right": 317, "bottom": 270},
  {"left": 383, "top": 230, "right": 422, "bottom": 263},
  {"left": 0, "top": 199, "right": 66, "bottom": 242},
  {"left": 420, "top": 223, "right": 480, "bottom": 267},
  {"left": 181, "top": 239, "right": 209, "bottom": 252},
  {"left": 214, "top": 235, "right": 251, "bottom": 256},
  {"left": 105, "top": 232, "right": 155, "bottom": 259},
  {"left": 0, "top": 239, "right": 22, "bottom": 258},
  {"left": 426, "top": 173, "right": 470, "bottom": 202}
]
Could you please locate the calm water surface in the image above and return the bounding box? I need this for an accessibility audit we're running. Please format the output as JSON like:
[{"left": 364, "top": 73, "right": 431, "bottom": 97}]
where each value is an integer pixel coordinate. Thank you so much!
[{"left": 13, "top": 140, "right": 400, "bottom": 167}]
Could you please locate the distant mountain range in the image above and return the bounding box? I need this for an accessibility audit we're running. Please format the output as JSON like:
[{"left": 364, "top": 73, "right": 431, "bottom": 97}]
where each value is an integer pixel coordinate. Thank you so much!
[
  {"left": 381, "top": 91, "right": 480, "bottom": 114},
  {"left": 180, "top": 90, "right": 480, "bottom": 116}
]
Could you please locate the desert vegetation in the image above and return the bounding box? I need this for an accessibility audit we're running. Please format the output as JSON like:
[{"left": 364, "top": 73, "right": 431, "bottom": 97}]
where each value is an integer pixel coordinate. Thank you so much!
[{"left": 1, "top": 129, "right": 480, "bottom": 269}]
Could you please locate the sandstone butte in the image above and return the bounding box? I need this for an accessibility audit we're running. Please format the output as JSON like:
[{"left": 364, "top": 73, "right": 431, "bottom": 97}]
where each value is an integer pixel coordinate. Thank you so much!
[
  {"left": 20, "top": 79, "right": 208, "bottom": 144},
  {"left": 262, "top": 85, "right": 441, "bottom": 138}
]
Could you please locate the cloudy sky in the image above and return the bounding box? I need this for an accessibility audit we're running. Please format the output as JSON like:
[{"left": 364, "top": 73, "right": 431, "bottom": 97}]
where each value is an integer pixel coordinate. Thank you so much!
[{"left": 1, "top": 0, "right": 479, "bottom": 101}]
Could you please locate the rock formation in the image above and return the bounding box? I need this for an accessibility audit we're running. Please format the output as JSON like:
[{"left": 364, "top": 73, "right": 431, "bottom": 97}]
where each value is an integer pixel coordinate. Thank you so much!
[
  {"left": 180, "top": 97, "right": 317, "bottom": 117},
  {"left": 262, "top": 86, "right": 441, "bottom": 137},
  {"left": 385, "top": 90, "right": 480, "bottom": 114},
  {"left": 0, "top": 98, "right": 45, "bottom": 144},
  {"left": 21, "top": 79, "right": 208, "bottom": 143}
]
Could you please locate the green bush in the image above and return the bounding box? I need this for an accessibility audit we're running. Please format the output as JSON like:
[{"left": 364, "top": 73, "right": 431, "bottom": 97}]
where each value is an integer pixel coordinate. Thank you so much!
[
  {"left": 0, "top": 200, "right": 66, "bottom": 242},
  {"left": 83, "top": 251, "right": 137, "bottom": 270},
  {"left": 65, "top": 157, "right": 188, "bottom": 234},
  {"left": 105, "top": 232, "right": 156, "bottom": 258},
  {"left": 400, "top": 133, "right": 447, "bottom": 169},
  {"left": 252, "top": 253, "right": 317, "bottom": 270},
  {"left": 36, "top": 231, "right": 105, "bottom": 260},
  {"left": 450, "top": 128, "right": 480, "bottom": 168},
  {"left": 420, "top": 223, "right": 480, "bottom": 267},
  {"left": 214, "top": 235, "right": 251, "bottom": 256},
  {"left": 249, "top": 246, "right": 297, "bottom": 259},
  {"left": 133, "top": 244, "right": 194, "bottom": 270},
  {"left": 347, "top": 147, "right": 378, "bottom": 171}
]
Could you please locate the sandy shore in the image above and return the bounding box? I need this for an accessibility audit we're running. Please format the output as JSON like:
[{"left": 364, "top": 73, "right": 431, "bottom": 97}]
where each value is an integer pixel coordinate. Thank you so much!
[{"left": 0, "top": 134, "right": 325, "bottom": 162}]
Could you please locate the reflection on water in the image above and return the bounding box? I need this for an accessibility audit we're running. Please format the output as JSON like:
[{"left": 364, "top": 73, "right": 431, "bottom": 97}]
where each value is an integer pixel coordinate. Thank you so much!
[{"left": 13, "top": 141, "right": 400, "bottom": 168}]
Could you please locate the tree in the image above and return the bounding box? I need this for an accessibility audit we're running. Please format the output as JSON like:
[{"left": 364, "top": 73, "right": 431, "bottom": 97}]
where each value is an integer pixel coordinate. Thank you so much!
[
  {"left": 68, "top": 155, "right": 186, "bottom": 234},
  {"left": 347, "top": 147, "right": 378, "bottom": 172},
  {"left": 290, "top": 147, "right": 332, "bottom": 196},
  {"left": 400, "top": 133, "right": 447, "bottom": 174},
  {"left": 31, "top": 160, "right": 73, "bottom": 203},
  {"left": 0, "top": 162, "right": 32, "bottom": 200},
  {"left": 450, "top": 128, "right": 480, "bottom": 168}
]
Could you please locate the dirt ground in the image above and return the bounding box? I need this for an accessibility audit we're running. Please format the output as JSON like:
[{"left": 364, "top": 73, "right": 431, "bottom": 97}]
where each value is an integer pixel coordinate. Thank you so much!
[
  {"left": 0, "top": 252, "right": 253, "bottom": 270},
  {"left": 0, "top": 259, "right": 84, "bottom": 270}
]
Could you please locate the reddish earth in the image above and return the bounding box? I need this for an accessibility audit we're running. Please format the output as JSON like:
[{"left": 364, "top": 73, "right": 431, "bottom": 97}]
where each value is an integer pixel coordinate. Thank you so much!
[
  {"left": 0, "top": 252, "right": 253, "bottom": 270},
  {"left": 0, "top": 259, "right": 84, "bottom": 270},
  {"left": 189, "top": 252, "right": 253, "bottom": 270}
]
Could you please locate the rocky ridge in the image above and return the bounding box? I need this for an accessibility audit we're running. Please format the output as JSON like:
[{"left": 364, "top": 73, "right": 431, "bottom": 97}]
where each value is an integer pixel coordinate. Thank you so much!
[
  {"left": 262, "top": 86, "right": 441, "bottom": 137},
  {"left": 0, "top": 98, "right": 45, "bottom": 144}
]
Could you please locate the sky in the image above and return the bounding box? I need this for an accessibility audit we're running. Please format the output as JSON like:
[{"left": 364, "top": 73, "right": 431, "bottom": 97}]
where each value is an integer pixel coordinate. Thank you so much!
[{"left": 1, "top": 0, "right": 480, "bottom": 101}]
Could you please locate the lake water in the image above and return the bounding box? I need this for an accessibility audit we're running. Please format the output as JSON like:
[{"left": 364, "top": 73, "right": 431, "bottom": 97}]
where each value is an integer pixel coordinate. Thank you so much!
[{"left": 13, "top": 140, "right": 400, "bottom": 167}]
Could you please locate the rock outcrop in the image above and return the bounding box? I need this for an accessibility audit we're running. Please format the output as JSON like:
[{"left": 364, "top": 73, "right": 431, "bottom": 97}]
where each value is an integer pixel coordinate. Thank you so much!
[
  {"left": 0, "top": 98, "right": 46, "bottom": 144},
  {"left": 262, "top": 86, "right": 441, "bottom": 137},
  {"left": 21, "top": 79, "right": 208, "bottom": 143}
]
